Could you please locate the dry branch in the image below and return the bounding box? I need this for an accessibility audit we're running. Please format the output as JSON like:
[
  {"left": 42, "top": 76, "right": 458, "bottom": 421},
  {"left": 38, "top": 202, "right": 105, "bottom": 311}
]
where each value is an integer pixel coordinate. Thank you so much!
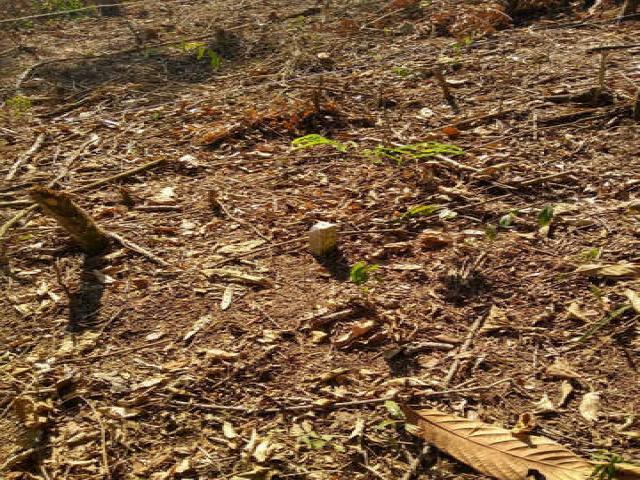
[
  {"left": 5, "top": 133, "right": 46, "bottom": 181},
  {"left": 29, "top": 187, "right": 109, "bottom": 255},
  {"left": 442, "top": 312, "right": 486, "bottom": 386}
]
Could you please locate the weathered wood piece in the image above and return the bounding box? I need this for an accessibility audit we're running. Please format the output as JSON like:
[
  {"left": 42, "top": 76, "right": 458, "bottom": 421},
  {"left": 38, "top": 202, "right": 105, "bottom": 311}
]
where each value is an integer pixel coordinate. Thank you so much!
[{"left": 29, "top": 187, "right": 109, "bottom": 255}]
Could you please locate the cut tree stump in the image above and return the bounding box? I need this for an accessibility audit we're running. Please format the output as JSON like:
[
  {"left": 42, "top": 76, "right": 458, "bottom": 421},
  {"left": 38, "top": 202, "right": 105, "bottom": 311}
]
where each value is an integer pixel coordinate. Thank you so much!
[
  {"left": 92, "top": 0, "right": 122, "bottom": 16},
  {"left": 29, "top": 187, "right": 109, "bottom": 255},
  {"left": 619, "top": 0, "right": 639, "bottom": 19}
]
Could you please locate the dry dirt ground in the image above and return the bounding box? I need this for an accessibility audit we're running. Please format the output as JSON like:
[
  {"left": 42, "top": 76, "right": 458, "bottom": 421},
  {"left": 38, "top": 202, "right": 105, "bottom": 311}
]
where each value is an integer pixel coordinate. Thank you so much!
[{"left": 1, "top": 0, "right": 639, "bottom": 479}]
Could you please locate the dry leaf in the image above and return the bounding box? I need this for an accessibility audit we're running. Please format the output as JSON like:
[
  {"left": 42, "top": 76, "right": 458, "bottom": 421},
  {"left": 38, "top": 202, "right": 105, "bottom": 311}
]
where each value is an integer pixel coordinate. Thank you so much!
[
  {"left": 578, "top": 392, "right": 601, "bottom": 422},
  {"left": 333, "top": 320, "right": 376, "bottom": 348},
  {"left": 473, "top": 162, "right": 512, "bottom": 176},
  {"left": 533, "top": 394, "right": 556, "bottom": 414},
  {"left": 609, "top": 463, "right": 640, "bottom": 480},
  {"left": 98, "top": 406, "right": 141, "bottom": 419},
  {"left": 221, "top": 285, "right": 233, "bottom": 311},
  {"left": 545, "top": 359, "right": 581, "bottom": 380},
  {"left": 218, "top": 240, "right": 266, "bottom": 254},
  {"left": 558, "top": 381, "right": 574, "bottom": 407},
  {"left": 442, "top": 125, "right": 461, "bottom": 137},
  {"left": 223, "top": 421, "right": 238, "bottom": 439},
  {"left": 566, "top": 303, "right": 592, "bottom": 323},
  {"left": 624, "top": 289, "right": 640, "bottom": 313},
  {"left": 309, "top": 330, "right": 328, "bottom": 344},
  {"left": 575, "top": 263, "right": 640, "bottom": 279},
  {"left": 512, "top": 412, "right": 537, "bottom": 435},
  {"left": 151, "top": 186, "right": 176, "bottom": 205},
  {"left": 253, "top": 438, "right": 271, "bottom": 463},
  {"left": 401, "top": 405, "right": 593, "bottom": 480},
  {"left": 183, "top": 314, "right": 213, "bottom": 342},
  {"left": 416, "top": 229, "right": 454, "bottom": 250},
  {"left": 203, "top": 348, "right": 239, "bottom": 361},
  {"left": 203, "top": 268, "right": 274, "bottom": 288},
  {"left": 480, "top": 305, "right": 511, "bottom": 334}
]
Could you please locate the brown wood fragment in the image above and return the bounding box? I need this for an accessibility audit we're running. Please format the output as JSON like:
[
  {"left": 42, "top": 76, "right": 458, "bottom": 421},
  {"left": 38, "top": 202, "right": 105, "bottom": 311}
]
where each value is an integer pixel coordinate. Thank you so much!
[
  {"left": 29, "top": 187, "right": 109, "bottom": 255},
  {"left": 433, "top": 67, "right": 459, "bottom": 115},
  {"left": 92, "top": 0, "right": 121, "bottom": 16}
]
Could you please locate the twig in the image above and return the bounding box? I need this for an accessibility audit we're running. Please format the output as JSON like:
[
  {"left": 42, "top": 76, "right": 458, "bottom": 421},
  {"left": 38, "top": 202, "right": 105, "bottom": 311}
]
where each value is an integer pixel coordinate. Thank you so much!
[
  {"left": 360, "top": 463, "right": 390, "bottom": 480},
  {"left": 442, "top": 312, "right": 486, "bottom": 386},
  {"left": 59, "top": 339, "right": 171, "bottom": 364},
  {"left": 106, "top": 231, "right": 170, "bottom": 267},
  {"left": 401, "top": 445, "right": 432, "bottom": 480},
  {"left": 81, "top": 398, "right": 110, "bottom": 478},
  {"left": 516, "top": 169, "right": 579, "bottom": 187},
  {"left": 586, "top": 43, "right": 640, "bottom": 53},
  {"left": 217, "top": 199, "right": 270, "bottom": 241},
  {"left": 5, "top": 133, "right": 45, "bottom": 181},
  {"left": 0, "top": 200, "right": 33, "bottom": 208},
  {"left": 0, "top": 205, "right": 38, "bottom": 241},
  {"left": 433, "top": 67, "right": 460, "bottom": 115},
  {"left": 71, "top": 157, "right": 168, "bottom": 193},
  {"left": 0, "top": 158, "right": 166, "bottom": 244},
  {"left": 170, "top": 379, "right": 512, "bottom": 415}
]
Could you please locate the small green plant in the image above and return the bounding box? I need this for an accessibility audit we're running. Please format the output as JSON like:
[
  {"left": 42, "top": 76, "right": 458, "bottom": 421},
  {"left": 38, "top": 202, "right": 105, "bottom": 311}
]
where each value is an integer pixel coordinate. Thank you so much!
[
  {"left": 363, "top": 142, "right": 464, "bottom": 166},
  {"left": 578, "top": 247, "right": 602, "bottom": 262},
  {"left": 181, "top": 41, "right": 222, "bottom": 70},
  {"left": 579, "top": 304, "right": 632, "bottom": 343},
  {"left": 291, "top": 134, "right": 349, "bottom": 153},
  {"left": 485, "top": 224, "right": 498, "bottom": 240},
  {"left": 537, "top": 205, "right": 554, "bottom": 228},
  {"left": 391, "top": 66, "right": 412, "bottom": 77},
  {"left": 590, "top": 451, "right": 629, "bottom": 480},
  {"left": 350, "top": 261, "right": 379, "bottom": 286},
  {"left": 498, "top": 211, "right": 518, "bottom": 228},
  {"left": 38, "top": 0, "right": 86, "bottom": 15},
  {"left": 5, "top": 95, "right": 32, "bottom": 115},
  {"left": 401, "top": 204, "right": 451, "bottom": 220}
]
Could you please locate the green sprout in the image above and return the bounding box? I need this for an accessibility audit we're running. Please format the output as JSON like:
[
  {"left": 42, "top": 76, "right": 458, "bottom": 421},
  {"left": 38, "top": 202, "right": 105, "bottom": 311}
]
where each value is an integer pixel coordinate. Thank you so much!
[
  {"left": 350, "top": 261, "right": 379, "bottom": 286},
  {"left": 537, "top": 205, "right": 554, "bottom": 228},
  {"left": 590, "top": 451, "right": 629, "bottom": 480},
  {"left": 292, "top": 134, "right": 349, "bottom": 153},
  {"left": 5, "top": 95, "right": 32, "bottom": 114},
  {"left": 363, "top": 142, "right": 464, "bottom": 166}
]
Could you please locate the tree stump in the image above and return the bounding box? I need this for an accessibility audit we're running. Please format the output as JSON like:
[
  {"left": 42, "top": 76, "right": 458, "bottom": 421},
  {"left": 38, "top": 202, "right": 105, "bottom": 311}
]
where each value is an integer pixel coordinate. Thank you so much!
[
  {"left": 619, "top": 0, "right": 639, "bottom": 19},
  {"left": 29, "top": 187, "right": 109, "bottom": 255},
  {"left": 93, "top": 0, "right": 122, "bottom": 16}
]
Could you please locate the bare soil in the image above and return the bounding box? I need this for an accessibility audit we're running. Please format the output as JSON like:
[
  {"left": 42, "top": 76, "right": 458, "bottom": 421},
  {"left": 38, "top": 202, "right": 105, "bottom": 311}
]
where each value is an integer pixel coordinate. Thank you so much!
[{"left": 1, "top": 1, "right": 639, "bottom": 479}]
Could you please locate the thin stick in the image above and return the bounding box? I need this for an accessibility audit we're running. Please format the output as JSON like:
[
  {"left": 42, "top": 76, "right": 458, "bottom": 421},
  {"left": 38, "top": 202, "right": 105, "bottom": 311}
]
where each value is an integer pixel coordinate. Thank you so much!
[
  {"left": 586, "top": 43, "right": 640, "bottom": 53},
  {"left": 106, "top": 231, "right": 170, "bottom": 267},
  {"left": 169, "top": 379, "right": 512, "bottom": 415},
  {"left": 517, "top": 169, "right": 579, "bottom": 187},
  {"left": 5, "top": 133, "right": 45, "bottom": 181},
  {"left": 433, "top": 67, "right": 459, "bottom": 114},
  {"left": 401, "top": 445, "right": 432, "bottom": 480},
  {"left": 442, "top": 312, "right": 486, "bottom": 386},
  {"left": 0, "top": 205, "right": 38, "bottom": 241},
  {"left": 71, "top": 157, "right": 167, "bottom": 193}
]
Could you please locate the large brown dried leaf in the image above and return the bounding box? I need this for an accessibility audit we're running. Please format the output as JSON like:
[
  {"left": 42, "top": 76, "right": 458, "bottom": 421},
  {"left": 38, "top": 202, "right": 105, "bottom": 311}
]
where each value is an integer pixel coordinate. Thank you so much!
[{"left": 401, "top": 405, "right": 592, "bottom": 480}]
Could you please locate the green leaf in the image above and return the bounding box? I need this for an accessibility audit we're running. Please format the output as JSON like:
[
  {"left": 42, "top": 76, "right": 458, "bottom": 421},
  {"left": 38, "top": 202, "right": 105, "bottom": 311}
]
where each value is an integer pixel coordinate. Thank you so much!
[
  {"left": 578, "top": 304, "right": 632, "bottom": 342},
  {"left": 291, "top": 134, "right": 348, "bottom": 153},
  {"left": 537, "top": 205, "right": 554, "bottom": 227},
  {"left": 438, "top": 208, "right": 458, "bottom": 220},
  {"left": 364, "top": 142, "right": 464, "bottom": 166},
  {"left": 401, "top": 204, "right": 444, "bottom": 220},
  {"left": 485, "top": 224, "right": 498, "bottom": 240},
  {"left": 383, "top": 400, "right": 405, "bottom": 420},
  {"left": 498, "top": 212, "right": 516, "bottom": 228},
  {"left": 349, "top": 261, "right": 379, "bottom": 285},
  {"left": 375, "top": 419, "right": 401, "bottom": 430}
]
